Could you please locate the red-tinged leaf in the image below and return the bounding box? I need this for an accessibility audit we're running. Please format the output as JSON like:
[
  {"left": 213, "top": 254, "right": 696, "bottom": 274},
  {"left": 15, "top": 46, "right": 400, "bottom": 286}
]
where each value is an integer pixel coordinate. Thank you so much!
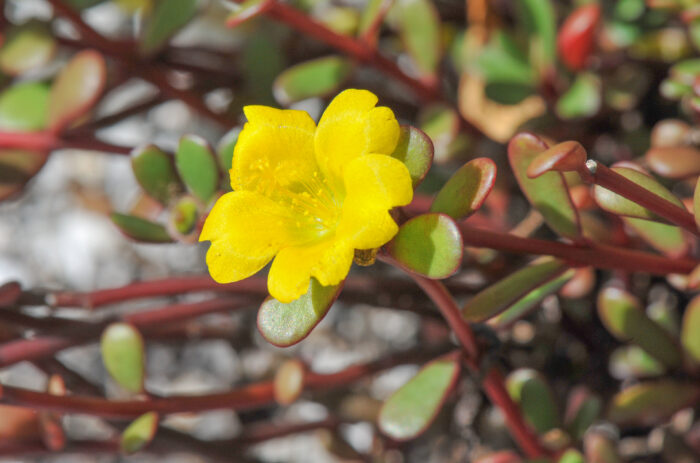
[
  {"left": 474, "top": 451, "right": 523, "bottom": 463},
  {"left": 100, "top": 322, "right": 146, "bottom": 394},
  {"left": 597, "top": 287, "right": 682, "bottom": 369},
  {"left": 559, "top": 267, "right": 595, "bottom": 299},
  {"left": 650, "top": 119, "right": 691, "bottom": 147},
  {"left": 557, "top": 4, "right": 601, "bottom": 71},
  {"left": 462, "top": 258, "right": 569, "bottom": 323},
  {"left": 506, "top": 369, "right": 560, "bottom": 433},
  {"left": 681, "top": 295, "right": 700, "bottom": 364},
  {"left": 110, "top": 212, "right": 173, "bottom": 243},
  {"left": 607, "top": 381, "right": 700, "bottom": 426},
  {"left": 0, "top": 23, "right": 56, "bottom": 76},
  {"left": 0, "top": 405, "right": 39, "bottom": 441},
  {"left": 121, "top": 412, "right": 159, "bottom": 454},
  {"left": 390, "top": 125, "right": 434, "bottom": 187},
  {"left": 131, "top": 145, "right": 181, "bottom": 205},
  {"left": 564, "top": 386, "right": 601, "bottom": 440},
  {"left": 645, "top": 146, "right": 700, "bottom": 179},
  {"left": 226, "top": 0, "right": 274, "bottom": 28},
  {"left": 430, "top": 158, "right": 496, "bottom": 220},
  {"left": 0, "top": 81, "right": 50, "bottom": 131},
  {"left": 527, "top": 141, "right": 587, "bottom": 178},
  {"left": 624, "top": 217, "right": 688, "bottom": 258},
  {"left": 378, "top": 353, "right": 460, "bottom": 441},
  {"left": 418, "top": 103, "right": 459, "bottom": 162},
  {"left": 0, "top": 281, "right": 21, "bottom": 307},
  {"left": 47, "top": 50, "right": 106, "bottom": 132},
  {"left": 508, "top": 133, "right": 581, "bottom": 239},
  {"left": 386, "top": 213, "right": 463, "bottom": 279},
  {"left": 258, "top": 279, "right": 342, "bottom": 347},
  {"left": 583, "top": 431, "right": 624, "bottom": 463},
  {"left": 274, "top": 359, "right": 305, "bottom": 405}
]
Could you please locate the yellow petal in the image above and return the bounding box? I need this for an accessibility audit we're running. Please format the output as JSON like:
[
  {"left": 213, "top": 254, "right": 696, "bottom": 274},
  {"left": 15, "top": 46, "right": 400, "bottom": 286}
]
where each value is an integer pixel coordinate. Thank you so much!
[
  {"left": 267, "top": 239, "right": 353, "bottom": 303},
  {"left": 200, "top": 191, "right": 306, "bottom": 283},
  {"left": 338, "top": 154, "right": 413, "bottom": 249},
  {"left": 231, "top": 106, "right": 318, "bottom": 194},
  {"left": 315, "top": 89, "right": 400, "bottom": 190}
]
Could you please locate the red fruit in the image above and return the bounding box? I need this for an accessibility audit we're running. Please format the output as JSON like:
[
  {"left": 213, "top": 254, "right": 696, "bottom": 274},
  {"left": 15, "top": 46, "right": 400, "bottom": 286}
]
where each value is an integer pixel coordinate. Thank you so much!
[{"left": 557, "top": 4, "right": 601, "bottom": 71}]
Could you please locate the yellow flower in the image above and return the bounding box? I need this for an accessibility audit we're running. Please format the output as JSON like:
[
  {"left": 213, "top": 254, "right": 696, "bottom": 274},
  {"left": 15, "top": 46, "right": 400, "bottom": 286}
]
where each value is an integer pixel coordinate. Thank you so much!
[{"left": 200, "top": 89, "right": 413, "bottom": 302}]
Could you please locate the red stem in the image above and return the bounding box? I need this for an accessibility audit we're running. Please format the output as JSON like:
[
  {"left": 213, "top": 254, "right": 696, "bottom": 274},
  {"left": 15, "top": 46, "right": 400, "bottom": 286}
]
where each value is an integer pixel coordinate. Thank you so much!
[
  {"left": 0, "top": 131, "right": 132, "bottom": 155},
  {"left": 584, "top": 162, "right": 699, "bottom": 236},
  {"left": 459, "top": 224, "right": 697, "bottom": 275},
  {"left": 380, "top": 255, "right": 550, "bottom": 459},
  {"left": 0, "top": 346, "right": 448, "bottom": 418}
]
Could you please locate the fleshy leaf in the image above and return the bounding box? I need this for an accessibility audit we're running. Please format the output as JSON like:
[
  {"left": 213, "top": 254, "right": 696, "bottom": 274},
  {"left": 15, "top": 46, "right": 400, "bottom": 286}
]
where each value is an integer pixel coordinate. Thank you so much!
[
  {"left": 273, "top": 56, "right": 353, "bottom": 106},
  {"left": 474, "top": 452, "right": 523, "bottom": 463},
  {"left": 47, "top": 50, "right": 106, "bottom": 132},
  {"left": 418, "top": 104, "right": 459, "bottom": 161},
  {"left": 462, "top": 258, "right": 568, "bottom": 323},
  {"left": 168, "top": 195, "right": 199, "bottom": 239},
  {"left": 607, "top": 381, "right": 700, "bottom": 425},
  {"left": 564, "top": 387, "right": 601, "bottom": 441},
  {"left": 110, "top": 213, "right": 173, "bottom": 243},
  {"left": 583, "top": 431, "right": 624, "bottom": 463},
  {"left": 0, "top": 82, "right": 49, "bottom": 131},
  {"left": 378, "top": 353, "right": 460, "bottom": 441},
  {"left": 556, "top": 73, "right": 601, "bottom": 119},
  {"left": 593, "top": 165, "right": 685, "bottom": 222},
  {"left": 430, "top": 158, "right": 496, "bottom": 220},
  {"left": 139, "top": 0, "right": 197, "bottom": 56},
  {"left": 681, "top": 295, "right": 700, "bottom": 364},
  {"left": 506, "top": 369, "right": 559, "bottom": 433},
  {"left": 175, "top": 135, "right": 220, "bottom": 204},
  {"left": 216, "top": 127, "right": 241, "bottom": 173},
  {"left": 646, "top": 146, "right": 700, "bottom": 179},
  {"left": 121, "top": 412, "right": 158, "bottom": 454},
  {"left": 0, "top": 23, "right": 56, "bottom": 76},
  {"left": 274, "top": 359, "right": 305, "bottom": 405},
  {"left": 393, "top": 0, "right": 441, "bottom": 78},
  {"left": 597, "top": 287, "right": 682, "bottom": 369},
  {"left": 476, "top": 31, "right": 535, "bottom": 88},
  {"left": 520, "top": 0, "right": 556, "bottom": 70},
  {"left": 558, "top": 450, "right": 585, "bottom": 463},
  {"left": 609, "top": 345, "right": 665, "bottom": 379},
  {"left": 390, "top": 125, "right": 434, "bottom": 187},
  {"left": 258, "top": 279, "right": 342, "bottom": 347},
  {"left": 100, "top": 322, "right": 145, "bottom": 394},
  {"left": 527, "top": 141, "right": 587, "bottom": 178},
  {"left": 623, "top": 217, "right": 688, "bottom": 258},
  {"left": 131, "top": 145, "right": 180, "bottom": 205},
  {"left": 557, "top": 4, "right": 601, "bottom": 71},
  {"left": 508, "top": 133, "right": 581, "bottom": 239},
  {"left": 386, "top": 213, "right": 463, "bottom": 279}
]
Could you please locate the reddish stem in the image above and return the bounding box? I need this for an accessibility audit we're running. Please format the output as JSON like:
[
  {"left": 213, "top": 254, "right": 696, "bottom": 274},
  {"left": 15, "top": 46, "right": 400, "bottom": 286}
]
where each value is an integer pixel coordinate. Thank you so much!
[
  {"left": 0, "top": 131, "right": 132, "bottom": 155},
  {"left": 0, "top": 346, "right": 448, "bottom": 418},
  {"left": 583, "top": 161, "right": 699, "bottom": 236},
  {"left": 459, "top": 224, "right": 697, "bottom": 275}
]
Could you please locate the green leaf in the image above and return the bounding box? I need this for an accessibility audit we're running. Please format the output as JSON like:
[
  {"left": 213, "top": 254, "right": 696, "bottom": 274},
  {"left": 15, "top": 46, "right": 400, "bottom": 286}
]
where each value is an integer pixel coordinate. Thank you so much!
[
  {"left": 519, "top": 0, "right": 556, "bottom": 70},
  {"left": 475, "top": 32, "right": 535, "bottom": 87},
  {"left": 131, "top": 145, "right": 180, "bottom": 204},
  {"left": 556, "top": 73, "right": 601, "bottom": 119},
  {"left": 607, "top": 381, "right": 700, "bottom": 425},
  {"left": 418, "top": 104, "right": 459, "bottom": 160},
  {"left": 257, "top": 279, "right": 342, "bottom": 347},
  {"left": 597, "top": 287, "right": 682, "bottom": 369},
  {"left": 386, "top": 213, "right": 463, "bottom": 279},
  {"left": 121, "top": 412, "right": 158, "bottom": 454},
  {"left": 610, "top": 345, "right": 665, "bottom": 379},
  {"left": 681, "top": 295, "right": 700, "bottom": 364},
  {"left": 646, "top": 146, "right": 700, "bottom": 179},
  {"left": 139, "top": 0, "right": 197, "bottom": 56},
  {"left": 508, "top": 133, "right": 581, "bottom": 239},
  {"left": 394, "top": 0, "right": 441, "bottom": 77},
  {"left": 623, "top": 217, "right": 688, "bottom": 257},
  {"left": 47, "top": 50, "right": 106, "bottom": 132},
  {"left": 564, "top": 387, "right": 601, "bottom": 440},
  {"left": 175, "top": 135, "right": 220, "bottom": 203},
  {"left": 100, "top": 323, "right": 145, "bottom": 394},
  {"left": 431, "top": 158, "right": 496, "bottom": 220},
  {"left": 110, "top": 213, "right": 173, "bottom": 243},
  {"left": 0, "top": 82, "right": 50, "bottom": 131},
  {"left": 274, "top": 359, "right": 305, "bottom": 405},
  {"left": 592, "top": 165, "right": 684, "bottom": 223},
  {"left": 273, "top": 56, "right": 353, "bottom": 106},
  {"left": 506, "top": 369, "right": 559, "bottom": 433},
  {"left": 462, "top": 258, "right": 568, "bottom": 323},
  {"left": 378, "top": 354, "right": 460, "bottom": 441},
  {"left": 168, "top": 196, "right": 199, "bottom": 237},
  {"left": 0, "top": 24, "right": 56, "bottom": 76},
  {"left": 390, "top": 125, "right": 434, "bottom": 187},
  {"left": 558, "top": 450, "right": 584, "bottom": 463},
  {"left": 489, "top": 269, "right": 574, "bottom": 328},
  {"left": 216, "top": 127, "right": 241, "bottom": 173}
]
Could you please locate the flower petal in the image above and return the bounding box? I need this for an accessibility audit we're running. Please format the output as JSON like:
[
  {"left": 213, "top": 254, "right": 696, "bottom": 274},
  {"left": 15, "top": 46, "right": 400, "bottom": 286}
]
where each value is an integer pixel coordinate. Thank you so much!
[
  {"left": 338, "top": 154, "right": 413, "bottom": 249},
  {"left": 231, "top": 106, "right": 318, "bottom": 194},
  {"left": 200, "top": 191, "right": 306, "bottom": 283},
  {"left": 315, "top": 89, "right": 400, "bottom": 190},
  {"left": 268, "top": 239, "right": 353, "bottom": 303}
]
